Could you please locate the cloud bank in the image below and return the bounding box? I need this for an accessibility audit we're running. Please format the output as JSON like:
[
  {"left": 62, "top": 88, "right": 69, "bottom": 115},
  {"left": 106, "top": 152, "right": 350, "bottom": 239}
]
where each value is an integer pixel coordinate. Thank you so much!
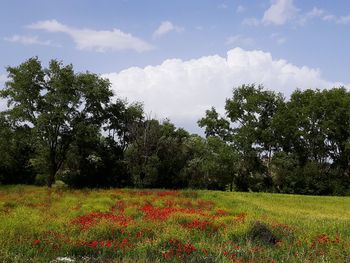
[
  {"left": 28, "top": 20, "right": 153, "bottom": 52},
  {"left": 103, "top": 48, "right": 343, "bottom": 133}
]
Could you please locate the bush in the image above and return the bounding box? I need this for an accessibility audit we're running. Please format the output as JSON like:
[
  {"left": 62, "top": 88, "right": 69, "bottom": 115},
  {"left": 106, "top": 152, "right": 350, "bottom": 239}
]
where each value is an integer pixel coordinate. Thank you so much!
[{"left": 248, "top": 221, "right": 278, "bottom": 246}]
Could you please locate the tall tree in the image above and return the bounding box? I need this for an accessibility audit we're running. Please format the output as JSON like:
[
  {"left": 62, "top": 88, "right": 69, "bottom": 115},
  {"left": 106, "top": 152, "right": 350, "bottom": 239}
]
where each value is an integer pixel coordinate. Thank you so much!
[
  {"left": 0, "top": 114, "right": 35, "bottom": 184},
  {"left": 199, "top": 84, "right": 284, "bottom": 191},
  {"left": 0, "top": 57, "right": 112, "bottom": 187}
]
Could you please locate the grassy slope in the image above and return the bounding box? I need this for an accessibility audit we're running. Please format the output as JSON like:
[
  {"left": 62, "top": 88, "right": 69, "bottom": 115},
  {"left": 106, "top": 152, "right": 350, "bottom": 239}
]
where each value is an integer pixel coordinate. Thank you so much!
[{"left": 0, "top": 185, "right": 349, "bottom": 262}]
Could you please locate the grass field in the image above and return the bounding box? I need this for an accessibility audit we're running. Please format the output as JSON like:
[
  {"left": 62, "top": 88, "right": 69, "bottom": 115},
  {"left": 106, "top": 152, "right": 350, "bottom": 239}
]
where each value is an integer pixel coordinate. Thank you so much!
[{"left": 0, "top": 186, "right": 349, "bottom": 262}]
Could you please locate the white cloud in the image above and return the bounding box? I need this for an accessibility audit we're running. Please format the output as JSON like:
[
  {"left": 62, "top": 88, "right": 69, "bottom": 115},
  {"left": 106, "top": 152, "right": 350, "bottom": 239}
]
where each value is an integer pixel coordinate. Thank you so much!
[
  {"left": 243, "top": 2, "right": 350, "bottom": 27},
  {"left": 103, "top": 48, "right": 344, "bottom": 133},
  {"left": 336, "top": 15, "right": 350, "bottom": 24},
  {"left": 225, "top": 35, "right": 254, "bottom": 46},
  {"left": 323, "top": 14, "right": 350, "bottom": 25},
  {"left": 242, "top": 18, "right": 260, "bottom": 26},
  {"left": 0, "top": 74, "right": 7, "bottom": 84},
  {"left": 153, "top": 21, "right": 184, "bottom": 38},
  {"left": 0, "top": 74, "right": 8, "bottom": 111},
  {"left": 263, "top": 0, "right": 298, "bottom": 25},
  {"left": 322, "top": 15, "right": 336, "bottom": 22},
  {"left": 236, "top": 5, "right": 246, "bottom": 13},
  {"left": 0, "top": 99, "right": 6, "bottom": 111},
  {"left": 298, "top": 7, "right": 325, "bottom": 25},
  {"left": 4, "top": 35, "right": 60, "bottom": 47},
  {"left": 28, "top": 19, "right": 153, "bottom": 53},
  {"left": 298, "top": 7, "right": 350, "bottom": 26},
  {"left": 306, "top": 7, "right": 325, "bottom": 18}
]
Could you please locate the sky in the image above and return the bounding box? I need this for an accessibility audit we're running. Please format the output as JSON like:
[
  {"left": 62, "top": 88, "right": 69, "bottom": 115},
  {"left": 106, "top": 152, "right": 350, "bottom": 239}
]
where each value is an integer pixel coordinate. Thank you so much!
[{"left": 0, "top": 0, "right": 350, "bottom": 134}]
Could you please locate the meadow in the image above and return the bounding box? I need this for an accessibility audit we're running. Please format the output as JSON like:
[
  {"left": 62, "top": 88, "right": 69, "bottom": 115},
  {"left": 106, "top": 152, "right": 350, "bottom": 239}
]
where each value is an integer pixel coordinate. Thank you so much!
[{"left": 0, "top": 185, "right": 349, "bottom": 262}]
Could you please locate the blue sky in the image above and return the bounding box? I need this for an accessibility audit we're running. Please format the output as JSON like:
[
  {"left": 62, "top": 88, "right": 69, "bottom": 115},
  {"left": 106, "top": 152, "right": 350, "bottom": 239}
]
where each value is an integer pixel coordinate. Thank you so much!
[{"left": 1, "top": 0, "right": 350, "bottom": 132}]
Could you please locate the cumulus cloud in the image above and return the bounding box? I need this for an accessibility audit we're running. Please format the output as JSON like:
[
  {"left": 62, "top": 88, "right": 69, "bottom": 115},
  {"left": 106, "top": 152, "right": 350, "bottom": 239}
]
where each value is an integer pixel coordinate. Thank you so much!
[
  {"left": 4, "top": 35, "right": 60, "bottom": 47},
  {"left": 28, "top": 19, "right": 153, "bottom": 52},
  {"left": 153, "top": 21, "right": 184, "bottom": 38},
  {"left": 103, "top": 48, "right": 343, "bottom": 133},
  {"left": 263, "top": 0, "right": 298, "bottom": 25}
]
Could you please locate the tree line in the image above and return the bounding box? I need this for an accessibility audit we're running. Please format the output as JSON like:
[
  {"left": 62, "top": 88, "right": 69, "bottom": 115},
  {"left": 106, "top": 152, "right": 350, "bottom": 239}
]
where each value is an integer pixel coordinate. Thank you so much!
[{"left": 0, "top": 58, "right": 349, "bottom": 195}]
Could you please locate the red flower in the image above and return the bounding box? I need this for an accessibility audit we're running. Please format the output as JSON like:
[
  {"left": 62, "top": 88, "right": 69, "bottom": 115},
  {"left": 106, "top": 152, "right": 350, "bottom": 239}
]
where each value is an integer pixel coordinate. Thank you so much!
[
  {"left": 234, "top": 213, "right": 247, "bottom": 223},
  {"left": 216, "top": 209, "right": 228, "bottom": 216},
  {"left": 32, "top": 239, "right": 41, "bottom": 246},
  {"left": 71, "top": 212, "right": 133, "bottom": 230}
]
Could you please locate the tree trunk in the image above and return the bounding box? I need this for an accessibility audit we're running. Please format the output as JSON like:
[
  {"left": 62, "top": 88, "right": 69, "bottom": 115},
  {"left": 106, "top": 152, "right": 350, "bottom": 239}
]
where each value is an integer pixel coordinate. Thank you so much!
[
  {"left": 47, "top": 169, "right": 56, "bottom": 188},
  {"left": 47, "top": 155, "right": 57, "bottom": 188}
]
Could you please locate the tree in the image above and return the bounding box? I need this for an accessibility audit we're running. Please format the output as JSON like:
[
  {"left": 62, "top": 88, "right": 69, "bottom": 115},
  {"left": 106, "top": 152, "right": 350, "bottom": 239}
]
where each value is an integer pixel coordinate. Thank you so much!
[
  {"left": 0, "top": 57, "right": 112, "bottom": 187},
  {"left": 125, "top": 118, "right": 163, "bottom": 187},
  {"left": 181, "top": 135, "right": 238, "bottom": 190},
  {"left": 271, "top": 88, "right": 350, "bottom": 194},
  {"left": 125, "top": 118, "right": 191, "bottom": 189},
  {"left": 154, "top": 122, "right": 190, "bottom": 188},
  {"left": 0, "top": 114, "right": 36, "bottom": 184},
  {"left": 225, "top": 84, "right": 284, "bottom": 162},
  {"left": 105, "top": 100, "right": 144, "bottom": 153},
  {"left": 199, "top": 84, "right": 284, "bottom": 191},
  {"left": 198, "top": 107, "right": 231, "bottom": 141}
]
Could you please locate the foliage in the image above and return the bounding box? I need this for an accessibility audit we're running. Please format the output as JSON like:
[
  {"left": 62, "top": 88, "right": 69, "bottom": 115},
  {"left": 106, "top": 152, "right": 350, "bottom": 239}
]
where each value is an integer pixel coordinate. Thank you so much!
[
  {"left": 126, "top": 119, "right": 190, "bottom": 188},
  {"left": 1, "top": 58, "right": 350, "bottom": 195},
  {"left": 200, "top": 84, "right": 350, "bottom": 195},
  {"left": 0, "top": 58, "right": 112, "bottom": 187},
  {"left": 0, "top": 114, "right": 36, "bottom": 184}
]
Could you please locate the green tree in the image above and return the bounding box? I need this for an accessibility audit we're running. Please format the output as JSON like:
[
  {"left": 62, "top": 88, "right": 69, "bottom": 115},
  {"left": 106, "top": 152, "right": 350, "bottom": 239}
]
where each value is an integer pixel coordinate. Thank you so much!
[
  {"left": 125, "top": 118, "right": 191, "bottom": 188},
  {"left": 199, "top": 84, "right": 284, "bottom": 191},
  {"left": 125, "top": 118, "right": 163, "bottom": 187},
  {"left": 198, "top": 107, "right": 231, "bottom": 141},
  {"left": 0, "top": 57, "right": 112, "bottom": 187},
  {"left": 0, "top": 114, "right": 35, "bottom": 184},
  {"left": 105, "top": 100, "right": 144, "bottom": 153},
  {"left": 272, "top": 88, "right": 350, "bottom": 194},
  {"left": 181, "top": 135, "right": 238, "bottom": 190}
]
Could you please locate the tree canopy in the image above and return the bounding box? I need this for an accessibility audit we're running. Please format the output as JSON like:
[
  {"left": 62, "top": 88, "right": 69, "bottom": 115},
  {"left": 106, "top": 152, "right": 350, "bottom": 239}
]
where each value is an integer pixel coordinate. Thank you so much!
[{"left": 0, "top": 58, "right": 349, "bottom": 195}]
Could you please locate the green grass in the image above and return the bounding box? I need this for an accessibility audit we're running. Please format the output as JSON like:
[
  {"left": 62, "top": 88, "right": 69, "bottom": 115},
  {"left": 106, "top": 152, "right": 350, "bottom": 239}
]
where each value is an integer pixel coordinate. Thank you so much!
[{"left": 0, "top": 185, "right": 349, "bottom": 262}]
